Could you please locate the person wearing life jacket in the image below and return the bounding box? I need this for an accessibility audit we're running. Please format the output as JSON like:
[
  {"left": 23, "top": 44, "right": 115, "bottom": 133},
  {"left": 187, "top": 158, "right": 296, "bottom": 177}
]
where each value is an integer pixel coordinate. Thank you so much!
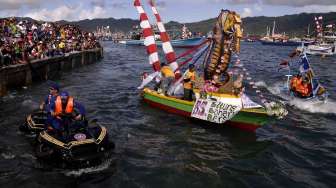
[
  {"left": 160, "top": 63, "right": 175, "bottom": 95},
  {"left": 290, "top": 74, "right": 302, "bottom": 92},
  {"left": 296, "top": 79, "right": 311, "bottom": 97},
  {"left": 290, "top": 75, "right": 311, "bottom": 97},
  {"left": 183, "top": 64, "right": 197, "bottom": 101},
  {"left": 50, "top": 91, "right": 86, "bottom": 137}
]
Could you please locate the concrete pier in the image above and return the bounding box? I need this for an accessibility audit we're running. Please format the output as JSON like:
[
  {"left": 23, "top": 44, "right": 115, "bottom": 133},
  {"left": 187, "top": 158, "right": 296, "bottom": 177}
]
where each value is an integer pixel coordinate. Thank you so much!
[{"left": 0, "top": 48, "right": 103, "bottom": 96}]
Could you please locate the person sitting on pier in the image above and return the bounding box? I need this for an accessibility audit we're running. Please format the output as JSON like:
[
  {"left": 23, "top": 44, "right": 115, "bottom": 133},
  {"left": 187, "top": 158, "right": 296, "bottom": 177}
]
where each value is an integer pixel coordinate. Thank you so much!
[
  {"left": 50, "top": 91, "right": 86, "bottom": 140},
  {"left": 183, "top": 64, "right": 197, "bottom": 101},
  {"left": 160, "top": 63, "right": 175, "bottom": 95}
]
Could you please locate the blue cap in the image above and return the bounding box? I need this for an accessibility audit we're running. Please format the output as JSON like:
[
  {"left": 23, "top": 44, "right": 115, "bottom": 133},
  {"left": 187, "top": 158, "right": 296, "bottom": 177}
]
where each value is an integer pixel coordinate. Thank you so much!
[
  {"left": 60, "top": 91, "right": 69, "bottom": 99},
  {"left": 49, "top": 82, "right": 59, "bottom": 91},
  {"left": 189, "top": 64, "right": 195, "bottom": 68}
]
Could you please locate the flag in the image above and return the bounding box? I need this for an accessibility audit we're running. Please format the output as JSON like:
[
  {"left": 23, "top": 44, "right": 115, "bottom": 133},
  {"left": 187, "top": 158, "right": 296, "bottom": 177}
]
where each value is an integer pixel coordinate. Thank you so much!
[{"left": 298, "top": 55, "right": 314, "bottom": 80}]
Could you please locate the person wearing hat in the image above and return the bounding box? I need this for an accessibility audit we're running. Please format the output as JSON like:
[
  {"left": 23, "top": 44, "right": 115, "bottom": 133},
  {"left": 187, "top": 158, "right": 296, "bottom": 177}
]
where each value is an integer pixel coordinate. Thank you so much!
[
  {"left": 40, "top": 82, "right": 60, "bottom": 111},
  {"left": 183, "top": 64, "right": 197, "bottom": 101},
  {"left": 49, "top": 91, "right": 86, "bottom": 140},
  {"left": 40, "top": 82, "right": 60, "bottom": 129}
]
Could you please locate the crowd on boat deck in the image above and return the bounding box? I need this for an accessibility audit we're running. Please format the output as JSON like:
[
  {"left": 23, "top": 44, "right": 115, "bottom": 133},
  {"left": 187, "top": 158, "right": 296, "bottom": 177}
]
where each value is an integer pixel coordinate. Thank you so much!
[{"left": 0, "top": 18, "right": 101, "bottom": 68}]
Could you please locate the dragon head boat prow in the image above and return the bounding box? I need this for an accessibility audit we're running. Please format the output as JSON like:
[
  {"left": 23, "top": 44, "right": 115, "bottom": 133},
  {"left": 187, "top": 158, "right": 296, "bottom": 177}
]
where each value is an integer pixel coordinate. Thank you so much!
[{"left": 206, "top": 9, "right": 243, "bottom": 90}]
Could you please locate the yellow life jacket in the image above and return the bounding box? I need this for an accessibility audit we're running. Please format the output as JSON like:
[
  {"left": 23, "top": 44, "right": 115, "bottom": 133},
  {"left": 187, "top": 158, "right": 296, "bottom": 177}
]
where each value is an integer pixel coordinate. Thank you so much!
[{"left": 161, "top": 66, "right": 175, "bottom": 78}]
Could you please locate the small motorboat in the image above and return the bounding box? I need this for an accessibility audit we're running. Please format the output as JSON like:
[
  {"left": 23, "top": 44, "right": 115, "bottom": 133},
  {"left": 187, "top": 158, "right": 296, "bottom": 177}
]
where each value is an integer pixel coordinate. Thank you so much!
[
  {"left": 35, "top": 114, "right": 114, "bottom": 164},
  {"left": 279, "top": 51, "right": 328, "bottom": 104}
]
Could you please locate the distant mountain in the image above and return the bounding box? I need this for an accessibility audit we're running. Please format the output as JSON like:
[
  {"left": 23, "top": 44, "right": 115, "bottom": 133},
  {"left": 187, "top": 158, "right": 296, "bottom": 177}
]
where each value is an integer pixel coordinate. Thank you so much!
[
  {"left": 60, "top": 18, "right": 139, "bottom": 33},
  {"left": 66, "top": 12, "right": 336, "bottom": 37},
  {"left": 181, "top": 12, "right": 336, "bottom": 37},
  {"left": 5, "top": 12, "right": 336, "bottom": 37}
]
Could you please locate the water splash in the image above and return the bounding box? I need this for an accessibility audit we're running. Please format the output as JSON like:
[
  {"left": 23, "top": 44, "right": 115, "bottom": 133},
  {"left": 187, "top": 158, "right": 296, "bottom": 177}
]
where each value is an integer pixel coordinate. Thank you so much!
[
  {"left": 288, "top": 98, "right": 336, "bottom": 114},
  {"left": 64, "top": 155, "right": 115, "bottom": 177},
  {"left": 1, "top": 152, "right": 15, "bottom": 160}
]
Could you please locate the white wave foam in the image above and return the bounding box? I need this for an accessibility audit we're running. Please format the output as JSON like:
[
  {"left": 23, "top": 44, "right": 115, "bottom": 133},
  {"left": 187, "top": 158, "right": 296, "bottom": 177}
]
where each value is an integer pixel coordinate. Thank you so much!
[
  {"left": 64, "top": 155, "right": 114, "bottom": 177},
  {"left": 288, "top": 98, "right": 336, "bottom": 114},
  {"left": 1, "top": 152, "right": 15, "bottom": 159},
  {"left": 254, "top": 81, "right": 268, "bottom": 88},
  {"left": 20, "top": 153, "right": 37, "bottom": 160}
]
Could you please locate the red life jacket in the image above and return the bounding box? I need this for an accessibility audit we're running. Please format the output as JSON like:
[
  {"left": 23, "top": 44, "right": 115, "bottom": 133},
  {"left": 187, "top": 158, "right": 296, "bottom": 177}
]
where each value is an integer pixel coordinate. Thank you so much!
[{"left": 54, "top": 96, "right": 74, "bottom": 116}]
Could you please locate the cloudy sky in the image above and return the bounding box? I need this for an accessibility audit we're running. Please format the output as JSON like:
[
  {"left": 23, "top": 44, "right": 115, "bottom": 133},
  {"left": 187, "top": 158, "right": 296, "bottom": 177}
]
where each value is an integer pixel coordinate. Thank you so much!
[{"left": 0, "top": 0, "right": 335, "bottom": 22}]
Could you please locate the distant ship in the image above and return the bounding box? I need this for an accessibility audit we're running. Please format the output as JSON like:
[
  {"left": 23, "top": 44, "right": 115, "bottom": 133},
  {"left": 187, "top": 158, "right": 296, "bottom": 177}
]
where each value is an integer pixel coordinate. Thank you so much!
[
  {"left": 297, "top": 16, "right": 336, "bottom": 56},
  {"left": 260, "top": 21, "right": 311, "bottom": 46},
  {"left": 119, "top": 25, "right": 206, "bottom": 48}
]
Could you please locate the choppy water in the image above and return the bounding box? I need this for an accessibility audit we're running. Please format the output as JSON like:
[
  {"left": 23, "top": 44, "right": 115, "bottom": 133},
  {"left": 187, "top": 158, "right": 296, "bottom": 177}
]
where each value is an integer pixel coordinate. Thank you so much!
[{"left": 0, "top": 42, "right": 336, "bottom": 188}]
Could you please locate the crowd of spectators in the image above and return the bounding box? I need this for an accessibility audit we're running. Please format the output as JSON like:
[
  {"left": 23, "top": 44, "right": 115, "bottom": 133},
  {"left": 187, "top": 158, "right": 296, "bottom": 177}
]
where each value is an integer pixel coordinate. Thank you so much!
[{"left": 0, "top": 18, "right": 101, "bottom": 68}]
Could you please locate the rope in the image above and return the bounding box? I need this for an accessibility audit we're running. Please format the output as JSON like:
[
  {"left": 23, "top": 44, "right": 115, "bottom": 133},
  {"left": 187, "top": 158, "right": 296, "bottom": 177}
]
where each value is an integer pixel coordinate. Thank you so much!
[
  {"left": 175, "top": 38, "right": 210, "bottom": 60},
  {"left": 233, "top": 54, "right": 288, "bottom": 118}
]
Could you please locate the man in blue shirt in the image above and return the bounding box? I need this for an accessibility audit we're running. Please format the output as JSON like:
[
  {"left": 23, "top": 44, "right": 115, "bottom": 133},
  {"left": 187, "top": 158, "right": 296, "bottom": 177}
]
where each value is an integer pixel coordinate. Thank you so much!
[
  {"left": 40, "top": 82, "right": 60, "bottom": 129},
  {"left": 49, "top": 91, "right": 86, "bottom": 140}
]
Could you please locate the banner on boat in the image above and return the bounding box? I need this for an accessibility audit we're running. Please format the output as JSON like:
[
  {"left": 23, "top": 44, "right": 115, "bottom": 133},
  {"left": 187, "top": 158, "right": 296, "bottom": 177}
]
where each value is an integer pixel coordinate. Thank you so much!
[{"left": 191, "top": 98, "right": 242, "bottom": 124}]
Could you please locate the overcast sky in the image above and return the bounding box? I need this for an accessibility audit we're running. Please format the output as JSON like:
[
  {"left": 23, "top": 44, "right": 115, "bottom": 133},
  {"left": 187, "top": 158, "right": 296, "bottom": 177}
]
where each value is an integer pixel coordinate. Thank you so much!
[{"left": 0, "top": 0, "right": 335, "bottom": 22}]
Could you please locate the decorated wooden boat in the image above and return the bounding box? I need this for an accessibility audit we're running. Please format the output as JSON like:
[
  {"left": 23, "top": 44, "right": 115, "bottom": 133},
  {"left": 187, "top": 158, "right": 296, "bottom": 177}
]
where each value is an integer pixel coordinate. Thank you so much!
[
  {"left": 132, "top": 2, "right": 286, "bottom": 133},
  {"left": 142, "top": 88, "right": 271, "bottom": 132}
]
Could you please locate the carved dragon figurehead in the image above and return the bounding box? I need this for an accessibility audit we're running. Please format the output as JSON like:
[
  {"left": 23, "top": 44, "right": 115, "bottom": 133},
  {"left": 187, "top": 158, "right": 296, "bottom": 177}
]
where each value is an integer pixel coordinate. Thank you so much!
[{"left": 205, "top": 9, "right": 242, "bottom": 86}]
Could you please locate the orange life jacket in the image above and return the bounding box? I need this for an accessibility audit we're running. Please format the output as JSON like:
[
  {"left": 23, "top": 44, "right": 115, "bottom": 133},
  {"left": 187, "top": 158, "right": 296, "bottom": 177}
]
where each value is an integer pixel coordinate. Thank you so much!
[
  {"left": 290, "top": 76, "right": 302, "bottom": 90},
  {"left": 54, "top": 96, "right": 74, "bottom": 116},
  {"left": 296, "top": 83, "right": 310, "bottom": 96}
]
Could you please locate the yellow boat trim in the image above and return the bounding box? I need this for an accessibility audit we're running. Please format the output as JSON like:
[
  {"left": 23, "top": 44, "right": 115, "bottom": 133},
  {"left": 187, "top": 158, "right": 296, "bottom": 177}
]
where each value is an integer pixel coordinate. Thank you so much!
[
  {"left": 39, "top": 126, "right": 107, "bottom": 149},
  {"left": 240, "top": 108, "right": 268, "bottom": 114},
  {"left": 97, "top": 126, "right": 107, "bottom": 144},
  {"left": 143, "top": 88, "right": 268, "bottom": 115},
  {"left": 40, "top": 132, "right": 66, "bottom": 148},
  {"left": 143, "top": 88, "right": 194, "bottom": 106},
  {"left": 27, "top": 114, "right": 44, "bottom": 129}
]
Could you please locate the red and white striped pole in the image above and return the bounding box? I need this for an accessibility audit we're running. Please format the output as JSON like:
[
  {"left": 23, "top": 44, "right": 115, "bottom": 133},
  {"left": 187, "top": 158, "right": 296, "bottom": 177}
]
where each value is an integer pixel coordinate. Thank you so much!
[
  {"left": 134, "top": 0, "right": 161, "bottom": 72},
  {"left": 149, "top": 0, "right": 181, "bottom": 79}
]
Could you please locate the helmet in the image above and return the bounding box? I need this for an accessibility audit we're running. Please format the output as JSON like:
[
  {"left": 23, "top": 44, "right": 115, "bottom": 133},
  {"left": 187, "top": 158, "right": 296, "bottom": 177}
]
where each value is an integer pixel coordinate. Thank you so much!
[{"left": 188, "top": 64, "right": 195, "bottom": 69}]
